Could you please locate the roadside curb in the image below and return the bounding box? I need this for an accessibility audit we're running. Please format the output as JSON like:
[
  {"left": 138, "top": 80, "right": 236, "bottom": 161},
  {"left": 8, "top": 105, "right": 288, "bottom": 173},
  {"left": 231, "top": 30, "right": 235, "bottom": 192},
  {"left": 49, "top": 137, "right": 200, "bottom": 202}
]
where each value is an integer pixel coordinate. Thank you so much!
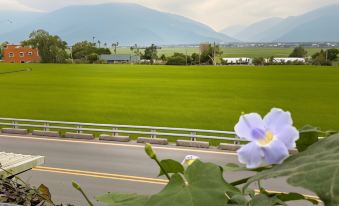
[
  {"left": 176, "top": 140, "right": 209, "bottom": 148},
  {"left": 99, "top": 134, "right": 130, "bottom": 142},
  {"left": 64, "top": 132, "right": 95, "bottom": 140},
  {"left": 137, "top": 137, "right": 168, "bottom": 145}
]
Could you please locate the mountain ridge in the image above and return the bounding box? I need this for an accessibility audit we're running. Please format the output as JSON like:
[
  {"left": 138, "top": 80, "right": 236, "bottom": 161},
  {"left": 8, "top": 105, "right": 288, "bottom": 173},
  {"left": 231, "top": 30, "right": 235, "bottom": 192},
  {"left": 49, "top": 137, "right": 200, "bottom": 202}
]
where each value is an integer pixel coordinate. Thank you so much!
[
  {"left": 222, "top": 4, "right": 339, "bottom": 42},
  {"left": 0, "top": 3, "right": 236, "bottom": 45}
]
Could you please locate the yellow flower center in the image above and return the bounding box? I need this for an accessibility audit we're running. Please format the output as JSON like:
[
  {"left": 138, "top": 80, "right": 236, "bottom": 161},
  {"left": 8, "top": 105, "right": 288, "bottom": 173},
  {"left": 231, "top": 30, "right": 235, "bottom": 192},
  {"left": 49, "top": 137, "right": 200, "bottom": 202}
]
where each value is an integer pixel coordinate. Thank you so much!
[{"left": 257, "top": 131, "right": 274, "bottom": 146}]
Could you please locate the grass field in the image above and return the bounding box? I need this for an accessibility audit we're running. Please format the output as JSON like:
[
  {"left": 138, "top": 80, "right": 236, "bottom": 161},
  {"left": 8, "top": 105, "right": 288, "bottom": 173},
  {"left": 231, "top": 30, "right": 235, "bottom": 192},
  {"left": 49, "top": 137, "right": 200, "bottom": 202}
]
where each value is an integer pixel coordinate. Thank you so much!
[
  {"left": 0, "top": 63, "right": 339, "bottom": 133},
  {"left": 115, "top": 47, "right": 337, "bottom": 58}
]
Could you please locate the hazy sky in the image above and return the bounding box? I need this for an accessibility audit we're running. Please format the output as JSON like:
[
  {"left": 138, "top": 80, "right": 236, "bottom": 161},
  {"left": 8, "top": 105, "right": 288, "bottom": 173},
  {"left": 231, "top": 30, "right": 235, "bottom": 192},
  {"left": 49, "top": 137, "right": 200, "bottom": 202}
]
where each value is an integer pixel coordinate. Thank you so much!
[{"left": 1, "top": 0, "right": 339, "bottom": 30}]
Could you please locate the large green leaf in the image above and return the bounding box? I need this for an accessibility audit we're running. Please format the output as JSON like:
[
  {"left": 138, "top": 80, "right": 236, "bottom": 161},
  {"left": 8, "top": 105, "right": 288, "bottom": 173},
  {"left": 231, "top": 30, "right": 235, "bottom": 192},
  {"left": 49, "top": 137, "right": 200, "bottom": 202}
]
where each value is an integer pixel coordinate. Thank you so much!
[
  {"left": 158, "top": 159, "right": 184, "bottom": 177},
  {"left": 95, "top": 193, "right": 149, "bottom": 206},
  {"left": 146, "top": 160, "right": 238, "bottom": 206},
  {"left": 245, "top": 133, "right": 339, "bottom": 206}
]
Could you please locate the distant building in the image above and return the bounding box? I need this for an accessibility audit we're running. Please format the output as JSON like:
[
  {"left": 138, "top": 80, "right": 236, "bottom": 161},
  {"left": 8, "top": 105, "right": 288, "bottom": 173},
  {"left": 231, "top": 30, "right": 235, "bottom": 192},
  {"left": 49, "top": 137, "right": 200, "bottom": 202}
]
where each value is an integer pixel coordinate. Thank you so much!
[
  {"left": 99, "top": 54, "right": 140, "bottom": 64},
  {"left": 3, "top": 44, "right": 40, "bottom": 63},
  {"left": 270, "top": 57, "right": 306, "bottom": 63},
  {"left": 222, "top": 57, "right": 252, "bottom": 65}
]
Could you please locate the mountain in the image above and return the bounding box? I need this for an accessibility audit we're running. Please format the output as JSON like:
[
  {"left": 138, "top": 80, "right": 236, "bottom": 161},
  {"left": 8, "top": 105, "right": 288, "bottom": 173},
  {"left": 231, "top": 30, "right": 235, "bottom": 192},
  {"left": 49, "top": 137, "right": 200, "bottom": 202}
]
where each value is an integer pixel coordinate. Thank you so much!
[
  {"left": 0, "top": 3, "right": 236, "bottom": 45},
  {"left": 276, "top": 5, "right": 339, "bottom": 42},
  {"left": 220, "top": 25, "right": 247, "bottom": 38},
  {"left": 223, "top": 4, "right": 339, "bottom": 42},
  {"left": 0, "top": 11, "right": 43, "bottom": 35},
  {"left": 234, "top": 17, "right": 283, "bottom": 42}
]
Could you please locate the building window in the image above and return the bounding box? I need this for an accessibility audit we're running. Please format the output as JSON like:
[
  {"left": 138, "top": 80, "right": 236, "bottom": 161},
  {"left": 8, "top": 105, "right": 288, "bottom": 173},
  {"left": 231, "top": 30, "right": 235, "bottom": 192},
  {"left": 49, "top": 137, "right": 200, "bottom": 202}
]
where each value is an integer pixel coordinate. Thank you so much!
[
  {"left": 19, "top": 52, "right": 24, "bottom": 57},
  {"left": 28, "top": 52, "right": 33, "bottom": 56},
  {"left": 9, "top": 53, "right": 14, "bottom": 58}
]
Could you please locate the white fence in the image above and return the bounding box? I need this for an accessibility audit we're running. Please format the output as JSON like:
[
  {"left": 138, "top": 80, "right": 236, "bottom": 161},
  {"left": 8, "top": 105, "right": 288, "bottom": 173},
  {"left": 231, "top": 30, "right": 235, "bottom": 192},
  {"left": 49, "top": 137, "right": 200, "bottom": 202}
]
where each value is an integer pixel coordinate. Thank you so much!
[{"left": 0, "top": 117, "right": 246, "bottom": 144}]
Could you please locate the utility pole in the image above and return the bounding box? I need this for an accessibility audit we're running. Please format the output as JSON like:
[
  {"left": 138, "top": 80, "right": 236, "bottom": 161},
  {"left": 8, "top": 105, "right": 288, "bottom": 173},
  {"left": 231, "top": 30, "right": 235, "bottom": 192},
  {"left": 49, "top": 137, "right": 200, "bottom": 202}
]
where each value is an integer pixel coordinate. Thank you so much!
[
  {"left": 112, "top": 42, "right": 119, "bottom": 64},
  {"left": 213, "top": 42, "right": 216, "bottom": 66},
  {"left": 69, "top": 46, "right": 74, "bottom": 64},
  {"left": 185, "top": 47, "right": 188, "bottom": 66}
]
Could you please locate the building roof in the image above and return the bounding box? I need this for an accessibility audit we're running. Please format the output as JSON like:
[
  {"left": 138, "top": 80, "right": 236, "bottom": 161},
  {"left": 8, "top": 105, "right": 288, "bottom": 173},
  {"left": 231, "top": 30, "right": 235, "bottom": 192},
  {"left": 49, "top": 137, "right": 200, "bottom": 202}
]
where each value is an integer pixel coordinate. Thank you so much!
[{"left": 99, "top": 54, "right": 140, "bottom": 61}]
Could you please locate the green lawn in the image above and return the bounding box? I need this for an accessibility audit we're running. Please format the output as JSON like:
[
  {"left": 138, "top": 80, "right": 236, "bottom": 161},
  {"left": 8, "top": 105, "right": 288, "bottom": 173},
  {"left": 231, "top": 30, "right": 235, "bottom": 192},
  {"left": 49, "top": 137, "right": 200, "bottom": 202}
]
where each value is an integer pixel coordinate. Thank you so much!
[
  {"left": 115, "top": 47, "right": 336, "bottom": 58},
  {"left": 0, "top": 64, "right": 338, "bottom": 132}
]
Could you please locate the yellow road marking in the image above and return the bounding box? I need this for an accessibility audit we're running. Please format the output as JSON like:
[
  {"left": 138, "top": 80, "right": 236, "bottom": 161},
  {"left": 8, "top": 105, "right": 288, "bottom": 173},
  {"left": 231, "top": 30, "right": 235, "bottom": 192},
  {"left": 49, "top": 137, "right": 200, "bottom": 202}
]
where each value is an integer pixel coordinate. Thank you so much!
[
  {"left": 0, "top": 134, "right": 237, "bottom": 155},
  {"left": 33, "top": 168, "right": 166, "bottom": 185},
  {"left": 36, "top": 166, "right": 168, "bottom": 183},
  {"left": 32, "top": 166, "right": 320, "bottom": 202}
]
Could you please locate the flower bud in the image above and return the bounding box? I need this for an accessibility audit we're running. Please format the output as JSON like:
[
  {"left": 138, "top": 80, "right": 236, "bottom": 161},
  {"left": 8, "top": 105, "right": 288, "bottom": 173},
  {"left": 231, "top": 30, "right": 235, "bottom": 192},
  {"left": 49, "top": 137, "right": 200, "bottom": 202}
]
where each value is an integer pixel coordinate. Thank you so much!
[
  {"left": 72, "top": 181, "right": 81, "bottom": 191},
  {"left": 145, "top": 143, "right": 157, "bottom": 159}
]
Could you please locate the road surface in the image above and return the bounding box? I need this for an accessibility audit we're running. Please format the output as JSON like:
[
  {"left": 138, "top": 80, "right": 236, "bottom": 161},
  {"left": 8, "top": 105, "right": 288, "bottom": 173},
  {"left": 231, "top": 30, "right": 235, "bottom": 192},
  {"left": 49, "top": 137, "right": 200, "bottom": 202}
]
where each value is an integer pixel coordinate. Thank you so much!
[{"left": 0, "top": 134, "right": 318, "bottom": 206}]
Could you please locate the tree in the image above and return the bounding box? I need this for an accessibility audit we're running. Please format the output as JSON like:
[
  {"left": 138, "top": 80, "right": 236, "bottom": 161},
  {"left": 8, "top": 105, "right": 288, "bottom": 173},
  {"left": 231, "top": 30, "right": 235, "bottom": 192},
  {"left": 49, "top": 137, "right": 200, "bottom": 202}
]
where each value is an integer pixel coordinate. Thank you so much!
[
  {"left": 312, "top": 50, "right": 331, "bottom": 66},
  {"left": 252, "top": 57, "right": 265, "bottom": 66},
  {"left": 326, "top": 49, "right": 339, "bottom": 61},
  {"left": 160, "top": 54, "right": 167, "bottom": 62},
  {"left": 130, "top": 44, "right": 142, "bottom": 56},
  {"left": 21, "top": 29, "right": 68, "bottom": 63},
  {"left": 191, "top": 53, "right": 200, "bottom": 65},
  {"left": 142, "top": 44, "right": 158, "bottom": 64},
  {"left": 87, "top": 53, "right": 99, "bottom": 64},
  {"left": 72, "top": 41, "right": 110, "bottom": 62},
  {"left": 166, "top": 53, "right": 192, "bottom": 65},
  {"left": 289, "top": 46, "right": 307, "bottom": 57},
  {"left": 199, "top": 43, "right": 223, "bottom": 65}
]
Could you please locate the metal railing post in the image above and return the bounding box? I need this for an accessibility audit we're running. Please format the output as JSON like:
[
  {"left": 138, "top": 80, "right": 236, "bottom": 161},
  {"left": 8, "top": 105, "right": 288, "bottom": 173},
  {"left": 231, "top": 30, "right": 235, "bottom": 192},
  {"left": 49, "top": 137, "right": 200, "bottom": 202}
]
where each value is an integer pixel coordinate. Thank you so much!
[
  {"left": 12, "top": 121, "right": 17, "bottom": 129},
  {"left": 44, "top": 122, "right": 49, "bottom": 132},
  {"left": 113, "top": 128, "right": 118, "bottom": 136},
  {"left": 191, "top": 132, "right": 197, "bottom": 141},
  {"left": 77, "top": 125, "right": 82, "bottom": 134},
  {"left": 234, "top": 135, "right": 241, "bottom": 145},
  {"left": 151, "top": 129, "right": 156, "bottom": 138}
]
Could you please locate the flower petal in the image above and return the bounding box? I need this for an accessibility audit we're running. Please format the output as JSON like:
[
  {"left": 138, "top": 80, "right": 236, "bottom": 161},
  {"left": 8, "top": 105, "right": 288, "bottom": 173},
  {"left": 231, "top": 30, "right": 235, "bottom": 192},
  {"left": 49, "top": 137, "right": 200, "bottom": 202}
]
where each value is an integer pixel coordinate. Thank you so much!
[
  {"left": 237, "top": 142, "right": 263, "bottom": 169},
  {"left": 261, "top": 139, "right": 289, "bottom": 164},
  {"left": 263, "top": 108, "right": 293, "bottom": 134},
  {"left": 234, "top": 113, "right": 265, "bottom": 141},
  {"left": 275, "top": 126, "right": 299, "bottom": 149}
]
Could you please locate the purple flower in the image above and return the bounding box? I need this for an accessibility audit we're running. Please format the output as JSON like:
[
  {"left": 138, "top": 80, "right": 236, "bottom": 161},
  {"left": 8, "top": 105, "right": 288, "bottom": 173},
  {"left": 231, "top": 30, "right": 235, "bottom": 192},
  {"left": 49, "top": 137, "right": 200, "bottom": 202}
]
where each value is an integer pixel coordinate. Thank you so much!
[{"left": 234, "top": 108, "right": 299, "bottom": 168}]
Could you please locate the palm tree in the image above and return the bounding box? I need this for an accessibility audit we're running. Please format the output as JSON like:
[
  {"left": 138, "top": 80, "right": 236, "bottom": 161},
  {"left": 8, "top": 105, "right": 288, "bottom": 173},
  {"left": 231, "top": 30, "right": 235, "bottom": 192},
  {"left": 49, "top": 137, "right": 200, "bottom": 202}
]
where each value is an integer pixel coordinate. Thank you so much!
[{"left": 97, "top": 40, "right": 101, "bottom": 48}]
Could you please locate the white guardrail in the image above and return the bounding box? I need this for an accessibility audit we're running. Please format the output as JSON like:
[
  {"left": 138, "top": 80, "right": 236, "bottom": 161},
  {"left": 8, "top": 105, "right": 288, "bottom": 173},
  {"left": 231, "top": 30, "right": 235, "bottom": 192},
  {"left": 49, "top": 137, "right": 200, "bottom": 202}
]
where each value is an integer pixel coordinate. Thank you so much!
[{"left": 0, "top": 117, "right": 246, "bottom": 144}]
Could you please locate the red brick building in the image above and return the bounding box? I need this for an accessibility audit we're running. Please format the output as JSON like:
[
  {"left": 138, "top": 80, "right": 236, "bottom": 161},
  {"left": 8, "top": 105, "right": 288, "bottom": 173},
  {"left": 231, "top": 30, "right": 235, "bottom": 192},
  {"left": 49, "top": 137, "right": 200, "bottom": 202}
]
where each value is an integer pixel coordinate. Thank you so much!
[{"left": 3, "top": 45, "right": 40, "bottom": 63}]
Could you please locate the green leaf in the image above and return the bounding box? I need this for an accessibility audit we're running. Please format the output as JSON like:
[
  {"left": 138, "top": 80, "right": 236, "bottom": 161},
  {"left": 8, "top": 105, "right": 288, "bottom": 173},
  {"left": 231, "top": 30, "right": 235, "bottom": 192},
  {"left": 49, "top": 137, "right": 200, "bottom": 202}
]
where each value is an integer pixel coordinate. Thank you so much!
[
  {"left": 296, "top": 125, "right": 320, "bottom": 152},
  {"left": 95, "top": 192, "right": 149, "bottom": 206},
  {"left": 37, "top": 184, "right": 51, "bottom": 200},
  {"left": 250, "top": 194, "right": 286, "bottom": 206},
  {"left": 275, "top": 193, "right": 319, "bottom": 205},
  {"left": 229, "top": 194, "right": 248, "bottom": 205},
  {"left": 146, "top": 160, "right": 238, "bottom": 206},
  {"left": 158, "top": 159, "right": 184, "bottom": 177},
  {"left": 224, "top": 163, "right": 272, "bottom": 172},
  {"left": 245, "top": 133, "right": 339, "bottom": 206}
]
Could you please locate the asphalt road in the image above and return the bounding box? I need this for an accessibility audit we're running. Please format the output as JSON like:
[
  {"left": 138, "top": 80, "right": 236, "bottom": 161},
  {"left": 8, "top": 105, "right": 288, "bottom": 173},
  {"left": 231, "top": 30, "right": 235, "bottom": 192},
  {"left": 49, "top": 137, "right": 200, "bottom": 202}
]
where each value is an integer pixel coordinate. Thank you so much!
[{"left": 0, "top": 134, "right": 319, "bottom": 206}]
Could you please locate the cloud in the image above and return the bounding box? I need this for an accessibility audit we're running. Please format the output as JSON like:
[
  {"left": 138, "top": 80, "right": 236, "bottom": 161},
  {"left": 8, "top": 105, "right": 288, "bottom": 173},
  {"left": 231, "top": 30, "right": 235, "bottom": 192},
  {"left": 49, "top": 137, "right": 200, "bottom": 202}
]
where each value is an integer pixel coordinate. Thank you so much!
[{"left": 2, "top": 0, "right": 339, "bottom": 30}]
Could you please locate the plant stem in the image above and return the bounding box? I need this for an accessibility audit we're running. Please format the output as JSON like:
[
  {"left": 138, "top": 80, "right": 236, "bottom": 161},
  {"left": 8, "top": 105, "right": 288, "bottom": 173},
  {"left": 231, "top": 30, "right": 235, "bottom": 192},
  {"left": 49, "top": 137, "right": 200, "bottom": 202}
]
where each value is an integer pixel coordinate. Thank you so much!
[
  {"left": 154, "top": 158, "right": 171, "bottom": 180},
  {"left": 230, "top": 176, "right": 251, "bottom": 186},
  {"left": 79, "top": 187, "right": 94, "bottom": 206}
]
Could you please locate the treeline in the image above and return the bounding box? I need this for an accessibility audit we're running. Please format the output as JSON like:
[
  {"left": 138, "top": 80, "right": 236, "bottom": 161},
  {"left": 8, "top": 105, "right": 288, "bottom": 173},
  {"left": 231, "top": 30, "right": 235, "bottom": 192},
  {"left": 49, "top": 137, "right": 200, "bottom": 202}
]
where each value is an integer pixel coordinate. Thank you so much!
[
  {"left": 252, "top": 46, "right": 339, "bottom": 66},
  {"left": 1, "top": 29, "right": 223, "bottom": 65}
]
